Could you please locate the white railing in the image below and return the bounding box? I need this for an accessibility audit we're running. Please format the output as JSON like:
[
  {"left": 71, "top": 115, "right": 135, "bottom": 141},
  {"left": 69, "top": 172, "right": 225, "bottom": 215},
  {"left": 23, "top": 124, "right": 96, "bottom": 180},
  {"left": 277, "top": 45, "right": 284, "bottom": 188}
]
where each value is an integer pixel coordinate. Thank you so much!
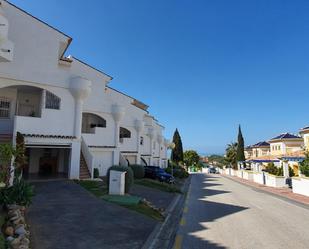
[{"left": 81, "top": 137, "right": 94, "bottom": 179}]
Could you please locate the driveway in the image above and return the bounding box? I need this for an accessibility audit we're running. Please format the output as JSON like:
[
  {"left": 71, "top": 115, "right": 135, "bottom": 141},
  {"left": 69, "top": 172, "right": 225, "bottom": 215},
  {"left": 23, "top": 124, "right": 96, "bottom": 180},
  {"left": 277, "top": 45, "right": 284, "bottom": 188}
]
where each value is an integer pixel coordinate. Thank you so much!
[
  {"left": 174, "top": 173, "right": 309, "bottom": 249},
  {"left": 27, "top": 180, "right": 156, "bottom": 249}
]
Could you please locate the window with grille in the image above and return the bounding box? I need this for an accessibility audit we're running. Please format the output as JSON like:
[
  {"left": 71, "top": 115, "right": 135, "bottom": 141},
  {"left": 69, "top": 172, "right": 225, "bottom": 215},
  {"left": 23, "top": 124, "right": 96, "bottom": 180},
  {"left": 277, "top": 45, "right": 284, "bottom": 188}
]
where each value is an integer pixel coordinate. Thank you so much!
[
  {"left": 0, "top": 98, "right": 10, "bottom": 118},
  {"left": 45, "top": 91, "right": 61, "bottom": 110}
]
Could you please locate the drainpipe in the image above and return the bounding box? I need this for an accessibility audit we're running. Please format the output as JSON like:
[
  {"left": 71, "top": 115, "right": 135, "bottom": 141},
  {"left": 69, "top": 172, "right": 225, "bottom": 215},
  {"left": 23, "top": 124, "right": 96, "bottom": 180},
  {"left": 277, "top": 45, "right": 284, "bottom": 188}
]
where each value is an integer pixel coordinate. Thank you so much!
[
  {"left": 111, "top": 105, "right": 125, "bottom": 165},
  {"left": 148, "top": 128, "right": 156, "bottom": 166},
  {"left": 134, "top": 119, "right": 144, "bottom": 165},
  {"left": 70, "top": 77, "right": 92, "bottom": 139},
  {"left": 157, "top": 135, "right": 163, "bottom": 167},
  {"left": 69, "top": 77, "right": 92, "bottom": 179}
]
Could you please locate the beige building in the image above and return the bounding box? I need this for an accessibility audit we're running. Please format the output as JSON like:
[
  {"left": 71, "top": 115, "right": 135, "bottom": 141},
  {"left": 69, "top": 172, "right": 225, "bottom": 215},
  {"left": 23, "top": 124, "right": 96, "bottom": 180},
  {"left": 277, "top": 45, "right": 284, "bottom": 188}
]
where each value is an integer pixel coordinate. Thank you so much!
[
  {"left": 269, "top": 133, "right": 304, "bottom": 156},
  {"left": 251, "top": 141, "right": 270, "bottom": 158},
  {"left": 299, "top": 126, "right": 309, "bottom": 151}
]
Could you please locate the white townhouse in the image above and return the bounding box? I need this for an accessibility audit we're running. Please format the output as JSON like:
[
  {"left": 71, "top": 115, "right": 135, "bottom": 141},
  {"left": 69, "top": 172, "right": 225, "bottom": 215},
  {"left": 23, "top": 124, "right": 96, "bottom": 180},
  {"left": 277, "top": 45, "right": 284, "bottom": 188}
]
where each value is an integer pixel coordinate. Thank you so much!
[{"left": 0, "top": 1, "right": 168, "bottom": 180}]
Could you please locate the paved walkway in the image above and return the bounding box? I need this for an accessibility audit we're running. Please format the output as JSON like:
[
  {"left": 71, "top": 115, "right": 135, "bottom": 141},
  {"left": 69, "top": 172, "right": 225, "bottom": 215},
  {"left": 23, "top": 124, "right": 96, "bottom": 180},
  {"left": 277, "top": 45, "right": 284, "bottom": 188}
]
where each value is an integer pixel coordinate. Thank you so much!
[
  {"left": 223, "top": 174, "right": 309, "bottom": 206},
  {"left": 174, "top": 173, "right": 309, "bottom": 249},
  {"left": 27, "top": 181, "right": 156, "bottom": 249}
]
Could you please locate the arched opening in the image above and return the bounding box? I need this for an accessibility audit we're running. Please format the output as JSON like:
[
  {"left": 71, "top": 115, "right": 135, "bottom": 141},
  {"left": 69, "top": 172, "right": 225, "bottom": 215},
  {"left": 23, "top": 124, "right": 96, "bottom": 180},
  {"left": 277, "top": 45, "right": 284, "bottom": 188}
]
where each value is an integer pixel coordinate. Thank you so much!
[
  {"left": 119, "top": 127, "right": 131, "bottom": 143},
  {"left": 82, "top": 112, "right": 106, "bottom": 134},
  {"left": 0, "top": 85, "right": 62, "bottom": 120}
]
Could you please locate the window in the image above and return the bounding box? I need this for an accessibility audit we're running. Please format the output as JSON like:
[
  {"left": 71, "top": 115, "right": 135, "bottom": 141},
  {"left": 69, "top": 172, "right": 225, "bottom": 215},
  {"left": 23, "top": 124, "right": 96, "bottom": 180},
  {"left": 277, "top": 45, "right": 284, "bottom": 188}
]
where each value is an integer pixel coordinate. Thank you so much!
[
  {"left": 140, "top": 136, "right": 144, "bottom": 145},
  {"left": 45, "top": 91, "right": 61, "bottom": 110},
  {"left": 119, "top": 127, "right": 131, "bottom": 139},
  {"left": 0, "top": 98, "right": 10, "bottom": 118}
]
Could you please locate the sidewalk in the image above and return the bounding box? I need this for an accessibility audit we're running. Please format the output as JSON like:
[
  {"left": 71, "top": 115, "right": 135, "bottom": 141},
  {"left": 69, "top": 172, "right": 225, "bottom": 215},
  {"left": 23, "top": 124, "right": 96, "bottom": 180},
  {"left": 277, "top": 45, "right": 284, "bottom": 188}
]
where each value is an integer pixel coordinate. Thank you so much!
[{"left": 222, "top": 174, "right": 309, "bottom": 206}]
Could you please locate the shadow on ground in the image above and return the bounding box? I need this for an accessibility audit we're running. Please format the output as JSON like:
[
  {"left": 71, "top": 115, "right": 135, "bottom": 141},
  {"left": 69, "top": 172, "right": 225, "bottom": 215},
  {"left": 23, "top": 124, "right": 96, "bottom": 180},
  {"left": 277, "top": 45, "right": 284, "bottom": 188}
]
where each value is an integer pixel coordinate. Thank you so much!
[{"left": 179, "top": 174, "right": 248, "bottom": 249}]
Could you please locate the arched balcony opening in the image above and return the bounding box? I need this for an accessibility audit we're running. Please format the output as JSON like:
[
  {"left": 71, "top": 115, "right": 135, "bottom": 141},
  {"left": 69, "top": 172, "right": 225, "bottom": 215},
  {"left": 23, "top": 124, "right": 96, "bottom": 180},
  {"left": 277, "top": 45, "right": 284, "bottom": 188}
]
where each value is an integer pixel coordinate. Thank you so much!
[
  {"left": 119, "top": 127, "right": 131, "bottom": 143},
  {"left": 0, "top": 85, "right": 62, "bottom": 119},
  {"left": 82, "top": 113, "right": 106, "bottom": 134}
]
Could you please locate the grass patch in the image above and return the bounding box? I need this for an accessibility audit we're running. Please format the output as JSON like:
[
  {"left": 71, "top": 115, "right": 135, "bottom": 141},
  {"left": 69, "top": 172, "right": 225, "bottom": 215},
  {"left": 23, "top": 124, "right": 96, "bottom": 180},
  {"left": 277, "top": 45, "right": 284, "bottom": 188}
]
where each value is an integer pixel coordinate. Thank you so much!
[
  {"left": 102, "top": 195, "right": 141, "bottom": 205},
  {"left": 123, "top": 203, "right": 164, "bottom": 221},
  {"left": 76, "top": 180, "right": 164, "bottom": 221},
  {"left": 135, "top": 179, "right": 182, "bottom": 193},
  {"left": 0, "top": 211, "right": 6, "bottom": 249},
  {"left": 75, "top": 180, "right": 108, "bottom": 198}
]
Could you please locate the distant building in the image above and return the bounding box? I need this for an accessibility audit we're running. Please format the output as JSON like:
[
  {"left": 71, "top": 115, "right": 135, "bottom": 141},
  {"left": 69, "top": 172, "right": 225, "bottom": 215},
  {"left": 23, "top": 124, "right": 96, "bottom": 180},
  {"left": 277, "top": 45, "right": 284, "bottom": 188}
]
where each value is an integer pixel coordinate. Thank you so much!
[
  {"left": 251, "top": 141, "right": 270, "bottom": 158},
  {"left": 269, "top": 133, "right": 304, "bottom": 156}
]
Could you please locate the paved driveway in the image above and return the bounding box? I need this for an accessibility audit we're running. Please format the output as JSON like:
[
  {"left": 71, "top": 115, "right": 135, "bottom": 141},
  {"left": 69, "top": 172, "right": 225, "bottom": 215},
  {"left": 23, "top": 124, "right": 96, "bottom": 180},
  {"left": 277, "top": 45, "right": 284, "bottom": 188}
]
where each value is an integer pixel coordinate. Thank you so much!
[{"left": 27, "top": 181, "right": 156, "bottom": 249}]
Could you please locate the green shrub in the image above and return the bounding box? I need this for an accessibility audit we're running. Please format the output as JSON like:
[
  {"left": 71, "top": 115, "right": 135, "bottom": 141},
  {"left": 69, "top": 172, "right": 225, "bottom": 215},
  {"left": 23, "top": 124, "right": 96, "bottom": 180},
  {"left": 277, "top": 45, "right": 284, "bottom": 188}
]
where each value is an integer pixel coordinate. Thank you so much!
[
  {"left": 93, "top": 168, "right": 100, "bottom": 178},
  {"left": 129, "top": 165, "right": 145, "bottom": 179},
  {"left": 300, "top": 153, "right": 309, "bottom": 177},
  {"left": 0, "top": 178, "right": 34, "bottom": 207},
  {"left": 289, "top": 166, "right": 295, "bottom": 177},
  {"left": 265, "top": 163, "right": 282, "bottom": 176},
  {"left": 165, "top": 166, "right": 189, "bottom": 178},
  {"left": 107, "top": 166, "right": 134, "bottom": 193}
]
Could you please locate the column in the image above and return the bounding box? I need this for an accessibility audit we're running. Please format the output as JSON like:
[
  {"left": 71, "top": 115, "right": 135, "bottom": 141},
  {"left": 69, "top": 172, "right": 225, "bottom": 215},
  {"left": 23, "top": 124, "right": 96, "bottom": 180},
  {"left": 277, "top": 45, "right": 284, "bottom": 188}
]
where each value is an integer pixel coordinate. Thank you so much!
[
  {"left": 69, "top": 141, "right": 82, "bottom": 179},
  {"left": 283, "top": 161, "right": 290, "bottom": 178},
  {"left": 111, "top": 105, "right": 125, "bottom": 166}
]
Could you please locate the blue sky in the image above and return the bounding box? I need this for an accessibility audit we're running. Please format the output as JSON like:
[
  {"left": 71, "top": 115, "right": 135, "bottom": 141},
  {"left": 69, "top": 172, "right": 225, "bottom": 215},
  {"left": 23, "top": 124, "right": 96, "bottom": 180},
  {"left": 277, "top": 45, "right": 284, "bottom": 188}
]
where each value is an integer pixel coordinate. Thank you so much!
[{"left": 10, "top": 0, "right": 309, "bottom": 154}]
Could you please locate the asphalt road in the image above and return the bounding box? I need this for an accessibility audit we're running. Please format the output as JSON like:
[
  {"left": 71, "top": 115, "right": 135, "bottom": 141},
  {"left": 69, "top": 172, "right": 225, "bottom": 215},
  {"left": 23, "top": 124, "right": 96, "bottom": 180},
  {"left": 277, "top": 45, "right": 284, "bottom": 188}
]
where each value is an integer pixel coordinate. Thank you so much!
[{"left": 173, "top": 173, "right": 309, "bottom": 249}]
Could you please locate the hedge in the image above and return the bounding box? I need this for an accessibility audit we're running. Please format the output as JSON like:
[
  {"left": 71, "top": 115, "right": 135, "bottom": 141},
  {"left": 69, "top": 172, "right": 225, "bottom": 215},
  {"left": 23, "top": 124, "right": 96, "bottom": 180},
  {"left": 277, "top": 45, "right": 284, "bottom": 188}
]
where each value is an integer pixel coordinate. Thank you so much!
[{"left": 129, "top": 165, "right": 145, "bottom": 179}]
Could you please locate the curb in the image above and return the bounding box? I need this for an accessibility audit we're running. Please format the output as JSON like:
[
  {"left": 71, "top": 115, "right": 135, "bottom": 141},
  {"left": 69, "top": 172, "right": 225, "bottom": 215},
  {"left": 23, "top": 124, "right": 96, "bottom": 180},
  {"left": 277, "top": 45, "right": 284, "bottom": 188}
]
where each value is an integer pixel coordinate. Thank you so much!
[
  {"left": 141, "top": 176, "right": 192, "bottom": 249},
  {"left": 221, "top": 174, "right": 309, "bottom": 210}
]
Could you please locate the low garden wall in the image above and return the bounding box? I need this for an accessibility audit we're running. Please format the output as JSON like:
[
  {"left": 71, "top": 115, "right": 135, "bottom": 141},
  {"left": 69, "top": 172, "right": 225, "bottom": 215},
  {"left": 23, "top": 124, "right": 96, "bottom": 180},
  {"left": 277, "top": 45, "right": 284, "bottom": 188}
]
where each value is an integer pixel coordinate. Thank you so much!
[
  {"left": 230, "top": 169, "right": 236, "bottom": 176},
  {"left": 224, "top": 168, "right": 230, "bottom": 175},
  {"left": 242, "top": 171, "right": 254, "bottom": 181},
  {"left": 292, "top": 177, "right": 309, "bottom": 197},
  {"left": 264, "top": 173, "right": 286, "bottom": 188},
  {"left": 253, "top": 172, "right": 264, "bottom": 185},
  {"left": 236, "top": 170, "right": 243, "bottom": 178}
]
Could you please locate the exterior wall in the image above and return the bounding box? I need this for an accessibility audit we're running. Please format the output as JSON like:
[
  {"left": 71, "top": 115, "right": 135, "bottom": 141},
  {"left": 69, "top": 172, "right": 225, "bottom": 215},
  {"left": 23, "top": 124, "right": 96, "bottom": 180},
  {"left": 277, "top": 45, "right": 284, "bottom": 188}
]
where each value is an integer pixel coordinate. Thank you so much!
[
  {"left": 252, "top": 147, "right": 270, "bottom": 158},
  {"left": 91, "top": 150, "right": 114, "bottom": 176},
  {"left": 304, "top": 134, "right": 309, "bottom": 151},
  {"left": 270, "top": 141, "right": 303, "bottom": 156},
  {"left": 0, "top": 1, "right": 169, "bottom": 179}
]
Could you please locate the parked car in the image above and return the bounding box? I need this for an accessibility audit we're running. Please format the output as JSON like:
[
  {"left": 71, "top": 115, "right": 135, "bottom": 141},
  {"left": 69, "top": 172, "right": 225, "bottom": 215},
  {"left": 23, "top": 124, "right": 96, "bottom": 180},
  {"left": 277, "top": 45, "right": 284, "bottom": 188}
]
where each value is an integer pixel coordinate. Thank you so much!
[
  {"left": 144, "top": 166, "right": 175, "bottom": 184},
  {"left": 209, "top": 167, "right": 218, "bottom": 174}
]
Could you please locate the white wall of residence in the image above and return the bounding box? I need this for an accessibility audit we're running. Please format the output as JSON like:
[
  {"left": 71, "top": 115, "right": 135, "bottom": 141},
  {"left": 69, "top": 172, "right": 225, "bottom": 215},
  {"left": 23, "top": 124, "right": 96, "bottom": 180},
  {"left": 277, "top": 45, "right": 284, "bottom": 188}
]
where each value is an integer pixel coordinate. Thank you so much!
[{"left": 0, "top": 1, "right": 169, "bottom": 178}]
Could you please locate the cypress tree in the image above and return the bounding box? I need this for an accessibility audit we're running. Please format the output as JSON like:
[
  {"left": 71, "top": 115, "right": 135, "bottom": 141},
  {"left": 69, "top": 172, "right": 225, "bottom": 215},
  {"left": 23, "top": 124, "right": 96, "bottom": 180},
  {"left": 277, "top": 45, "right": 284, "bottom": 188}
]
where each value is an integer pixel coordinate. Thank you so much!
[
  {"left": 236, "top": 125, "right": 246, "bottom": 162},
  {"left": 171, "top": 128, "right": 184, "bottom": 163}
]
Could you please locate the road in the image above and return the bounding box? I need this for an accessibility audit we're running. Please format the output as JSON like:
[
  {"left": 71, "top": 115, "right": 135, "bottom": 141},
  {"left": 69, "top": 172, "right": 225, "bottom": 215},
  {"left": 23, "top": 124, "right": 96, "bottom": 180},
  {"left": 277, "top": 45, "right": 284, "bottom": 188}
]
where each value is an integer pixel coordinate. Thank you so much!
[{"left": 173, "top": 173, "right": 309, "bottom": 249}]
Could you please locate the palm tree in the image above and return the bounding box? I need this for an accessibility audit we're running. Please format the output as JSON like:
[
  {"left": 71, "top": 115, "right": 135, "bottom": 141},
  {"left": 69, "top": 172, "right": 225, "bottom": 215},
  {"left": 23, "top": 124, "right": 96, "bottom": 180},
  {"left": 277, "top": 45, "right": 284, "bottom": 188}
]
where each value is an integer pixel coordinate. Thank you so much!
[{"left": 225, "top": 142, "right": 238, "bottom": 169}]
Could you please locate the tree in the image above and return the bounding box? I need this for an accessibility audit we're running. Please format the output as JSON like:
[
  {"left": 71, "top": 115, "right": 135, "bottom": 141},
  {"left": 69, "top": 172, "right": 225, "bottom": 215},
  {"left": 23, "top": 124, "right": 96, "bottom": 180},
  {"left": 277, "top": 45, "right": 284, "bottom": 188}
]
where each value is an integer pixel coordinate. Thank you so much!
[
  {"left": 236, "top": 125, "right": 246, "bottom": 163},
  {"left": 183, "top": 150, "right": 200, "bottom": 167},
  {"left": 300, "top": 152, "right": 309, "bottom": 177},
  {"left": 225, "top": 142, "right": 238, "bottom": 169},
  {"left": 0, "top": 133, "right": 27, "bottom": 187},
  {"left": 171, "top": 128, "right": 184, "bottom": 163}
]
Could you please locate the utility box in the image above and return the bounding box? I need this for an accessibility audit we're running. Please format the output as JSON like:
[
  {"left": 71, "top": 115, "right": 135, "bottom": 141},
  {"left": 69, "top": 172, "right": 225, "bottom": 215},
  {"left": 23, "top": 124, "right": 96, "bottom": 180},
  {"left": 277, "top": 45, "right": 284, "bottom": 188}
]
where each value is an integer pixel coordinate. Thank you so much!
[{"left": 109, "top": 170, "right": 126, "bottom": 195}]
